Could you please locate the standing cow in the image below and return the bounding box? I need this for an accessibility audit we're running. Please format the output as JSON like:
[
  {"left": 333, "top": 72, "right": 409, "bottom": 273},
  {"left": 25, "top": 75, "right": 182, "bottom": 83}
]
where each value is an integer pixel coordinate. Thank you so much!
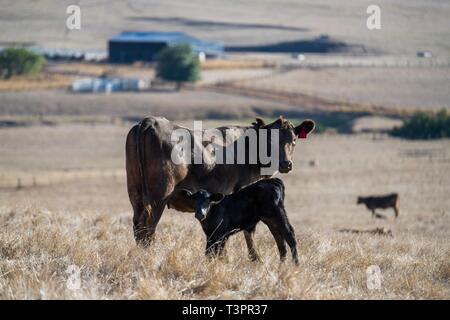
[
  {"left": 126, "top": 116, "right": 315, "bottom": 247},
  {"left": 357, "top": 193, "right": 399, "bottom": 218}
]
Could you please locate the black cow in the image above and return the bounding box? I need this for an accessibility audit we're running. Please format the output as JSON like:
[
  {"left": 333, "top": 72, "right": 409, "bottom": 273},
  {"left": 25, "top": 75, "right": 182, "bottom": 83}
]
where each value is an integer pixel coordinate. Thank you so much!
[
  {"left": 357, "top": 193, "right": 399, "bottom": 219},
  {"left": 181, "top": 178, "right": 299, "bottom": 264}
]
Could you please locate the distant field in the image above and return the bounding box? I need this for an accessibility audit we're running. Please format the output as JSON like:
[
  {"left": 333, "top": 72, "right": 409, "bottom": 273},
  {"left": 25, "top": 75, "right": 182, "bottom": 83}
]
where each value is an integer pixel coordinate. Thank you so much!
[
  {"left": 1, "top": 63, "right": 448, "bottom": 115},
  {"left": 232, "top": 67, "right": 450, "bottom": 110},
  {"left": 2, "top": 0, "right": 450, "bottom": 56},
  {"left": 0, "top": 88, "right": 317, "bottom": 121},
  {"left": 0, "top": 123, "right": 449, "bottom": 299}
]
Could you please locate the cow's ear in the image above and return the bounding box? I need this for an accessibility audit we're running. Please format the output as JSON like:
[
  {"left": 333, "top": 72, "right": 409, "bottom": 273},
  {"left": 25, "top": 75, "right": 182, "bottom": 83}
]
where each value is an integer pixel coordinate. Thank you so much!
[
  {"left": 265, "top": 116, "right": 283, "bottom": 129},
  {"left": 294, "top": 120, "right": 315, "bottom": 139},
  {"left": 181, "top": 189, "right": 194, "bottom": 200},
  {"left": 275, "top": 115, "right": 284, "bottom": 126},
  {"left": 210, "top": 193, "right": 224, "bottom": 203},
  {"left": 252, "top": 118, "right": 266, "bottom": 128}
]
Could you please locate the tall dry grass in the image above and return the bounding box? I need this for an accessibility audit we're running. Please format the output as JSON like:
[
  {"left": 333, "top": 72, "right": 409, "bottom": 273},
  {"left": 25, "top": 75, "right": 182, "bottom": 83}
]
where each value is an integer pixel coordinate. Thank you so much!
[{"left": 0, "top": 202, "right": 448, "bottom": 299}]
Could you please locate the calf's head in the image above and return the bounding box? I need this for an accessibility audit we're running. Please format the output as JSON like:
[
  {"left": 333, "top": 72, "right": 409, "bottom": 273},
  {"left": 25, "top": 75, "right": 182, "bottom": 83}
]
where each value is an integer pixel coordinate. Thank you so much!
[
  {"left": 255, "top": 116, "right": 315, "bottom": 173},
  {"left": 181, "top": 189, "right": 224, "bottom": 221}
]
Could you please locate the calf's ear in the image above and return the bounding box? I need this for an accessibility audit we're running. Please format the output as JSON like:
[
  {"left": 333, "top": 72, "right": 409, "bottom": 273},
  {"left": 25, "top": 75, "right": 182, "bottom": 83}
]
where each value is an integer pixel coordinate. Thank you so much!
[
  {"left": 210, "top": 193, "right": 225, "bottom": 203},
  {"left": 252, "top": 118, "right": 266, "bottom": 128},
  {"left": 294, "top": 120, "right": 315, "bottom": 139}
]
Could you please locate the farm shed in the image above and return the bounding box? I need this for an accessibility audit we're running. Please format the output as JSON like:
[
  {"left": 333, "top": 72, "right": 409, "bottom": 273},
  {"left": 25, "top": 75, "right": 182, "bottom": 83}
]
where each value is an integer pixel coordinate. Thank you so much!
[{"left": 108, "top": 31, "right": 223, "bottom": 63}]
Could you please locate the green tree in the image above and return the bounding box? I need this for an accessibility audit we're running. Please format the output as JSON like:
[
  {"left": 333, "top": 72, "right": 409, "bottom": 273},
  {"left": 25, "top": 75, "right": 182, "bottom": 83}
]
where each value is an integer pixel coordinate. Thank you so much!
[
  {"left": 156, "top": 44, "right": 200, "bottom": 90},
  {"left": 0, "top": 48, "right": 45, "bottom": 79},
  {"left": 390, "top": 109, "right": 450, "bottom": 140}
]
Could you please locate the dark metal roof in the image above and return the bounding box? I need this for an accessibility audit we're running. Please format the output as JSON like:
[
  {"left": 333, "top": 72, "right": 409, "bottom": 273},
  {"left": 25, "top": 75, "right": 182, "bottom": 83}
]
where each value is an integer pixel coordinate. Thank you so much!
[
  {"left": 110, "top": 31, "right": 194, "bottom": 43},
  {"left": 109, "top": 31, "right": 223, "bottom": 55}
]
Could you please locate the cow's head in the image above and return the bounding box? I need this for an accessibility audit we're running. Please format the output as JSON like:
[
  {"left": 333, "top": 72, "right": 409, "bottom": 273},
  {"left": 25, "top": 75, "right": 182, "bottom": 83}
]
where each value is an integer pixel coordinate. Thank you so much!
[
  {"left": 181, "top": 189, "right": 224, "bottom": 221},
  {"left": 254, "top": 116, "right": 315, "bottom": 173}
]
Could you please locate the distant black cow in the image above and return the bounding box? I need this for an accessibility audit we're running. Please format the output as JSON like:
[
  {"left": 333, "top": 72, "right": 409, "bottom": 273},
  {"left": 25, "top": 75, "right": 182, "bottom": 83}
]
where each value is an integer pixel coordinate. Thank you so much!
[
  {"left": 357, "top": 193, "right": 399, "bottom": 218},
  {"left": 181, "top": 178, "right": 299, "bottom": 264}
]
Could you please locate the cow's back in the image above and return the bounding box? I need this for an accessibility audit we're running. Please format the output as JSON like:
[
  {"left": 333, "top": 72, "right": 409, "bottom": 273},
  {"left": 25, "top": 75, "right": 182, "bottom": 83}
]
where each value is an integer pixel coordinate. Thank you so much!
[{"left": 363, "top": 193, "right": 398, "bottom": 209}]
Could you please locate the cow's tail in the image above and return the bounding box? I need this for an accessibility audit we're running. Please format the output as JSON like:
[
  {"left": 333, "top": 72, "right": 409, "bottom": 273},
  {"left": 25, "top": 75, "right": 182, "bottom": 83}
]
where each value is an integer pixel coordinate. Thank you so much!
[{"left": 136, "top": 118, "right": 153, "bottom": 212}]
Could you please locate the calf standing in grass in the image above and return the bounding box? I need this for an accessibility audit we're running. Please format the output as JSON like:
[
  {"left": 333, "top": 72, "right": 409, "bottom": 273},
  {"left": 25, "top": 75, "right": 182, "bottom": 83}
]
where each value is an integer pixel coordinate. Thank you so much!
[
  {"left": 181, "top": 178, "right": 299, "bottom": 264},
  {"left": 357, "top": 193, "right": 399, "bottom": 218}
]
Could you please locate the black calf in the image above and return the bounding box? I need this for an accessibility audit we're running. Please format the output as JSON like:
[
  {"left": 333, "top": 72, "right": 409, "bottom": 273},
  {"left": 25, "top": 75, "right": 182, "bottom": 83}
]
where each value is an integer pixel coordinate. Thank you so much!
[{"left": 181, "top": 178, "right": 298, "bottom": 264}]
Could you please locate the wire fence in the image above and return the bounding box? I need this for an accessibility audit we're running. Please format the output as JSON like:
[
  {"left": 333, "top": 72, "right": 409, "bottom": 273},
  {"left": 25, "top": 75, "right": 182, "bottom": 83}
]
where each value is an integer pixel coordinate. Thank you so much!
[{"left": 282, "top": 56, "right": 450, "bottom": 69}]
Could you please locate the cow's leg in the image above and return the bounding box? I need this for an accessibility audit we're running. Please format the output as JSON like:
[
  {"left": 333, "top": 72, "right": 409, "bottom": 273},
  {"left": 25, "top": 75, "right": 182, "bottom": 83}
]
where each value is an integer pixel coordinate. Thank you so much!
[
  {"left": 244, "top": 229, "right": 260, "bottom": 262},
  {"left": 393, "top": 205, "right": 399, "bottom": 218},
  {"left": 132, "top": 200, "right": 149, "bottom": 246},
  {"left": 141, "top": 201, "right": 167, "bottom": 245},
  {"left": 132, "top": 199, "right": 169, "bottom": 247},
  {"left": 371, "top": 209, "right": 375, "bottom": 218},
  {"left": 264, "top": 220, "right": 287, "bottom": 262},
  {"left": 131, "top": 193, "right": 166, "bottom": 247}
]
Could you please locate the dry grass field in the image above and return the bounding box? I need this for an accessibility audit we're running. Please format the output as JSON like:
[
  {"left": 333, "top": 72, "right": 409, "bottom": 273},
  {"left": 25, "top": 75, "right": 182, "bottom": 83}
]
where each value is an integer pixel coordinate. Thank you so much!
[
  {"left": 0, "top": 88, "right": 324, "bottom": 122},
  {"left": 0, "top": 122, "right": 449, "bottom": 299},
  {"left": 232, "top": 67, "right": 450, "bottom": 110},
  {"left": 0, "top": 74, "right": 72, "bottom": 92}
]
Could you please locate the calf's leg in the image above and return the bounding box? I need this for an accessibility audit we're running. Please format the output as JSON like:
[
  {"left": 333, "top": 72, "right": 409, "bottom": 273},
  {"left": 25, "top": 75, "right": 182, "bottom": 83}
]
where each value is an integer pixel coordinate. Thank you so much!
[
  {"left": 206, "top": 237, "right": 227, "bottom": 259},
  {"left": 280, "top": 220, "right": 299, "bottom": 265},
  {"left": 244, "top": 229, "right": 261, "bottom": 261},
  {"left": 274, "top": 205, "right": 299, "bottom": 264},
  {"left": 264, "top": 220, "right": 287, "bottom": 261}
]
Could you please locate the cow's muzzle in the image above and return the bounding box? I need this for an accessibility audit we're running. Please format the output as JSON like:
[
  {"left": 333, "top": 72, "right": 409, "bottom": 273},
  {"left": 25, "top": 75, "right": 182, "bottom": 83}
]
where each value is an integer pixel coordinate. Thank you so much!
[{"left": 279, "top": 160, "right": 293, "bottom": 173}]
